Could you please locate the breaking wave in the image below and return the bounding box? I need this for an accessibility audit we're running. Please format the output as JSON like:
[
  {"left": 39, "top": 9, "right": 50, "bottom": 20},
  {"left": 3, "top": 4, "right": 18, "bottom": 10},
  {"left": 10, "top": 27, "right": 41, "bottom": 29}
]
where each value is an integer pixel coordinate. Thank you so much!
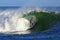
[
  {"left": 0, "top": 7, "right": 59, "bottom": 34},
  {"left": 0, "top": 7, "right": 36, "bottom": 34}
]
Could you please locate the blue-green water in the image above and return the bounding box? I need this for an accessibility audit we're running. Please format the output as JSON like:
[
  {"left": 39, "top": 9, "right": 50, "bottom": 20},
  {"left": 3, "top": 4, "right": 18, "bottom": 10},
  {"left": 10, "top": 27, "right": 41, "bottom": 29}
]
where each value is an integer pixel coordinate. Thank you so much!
[{"left": 0, "top": 7, "right": 60, "bottom": 40}]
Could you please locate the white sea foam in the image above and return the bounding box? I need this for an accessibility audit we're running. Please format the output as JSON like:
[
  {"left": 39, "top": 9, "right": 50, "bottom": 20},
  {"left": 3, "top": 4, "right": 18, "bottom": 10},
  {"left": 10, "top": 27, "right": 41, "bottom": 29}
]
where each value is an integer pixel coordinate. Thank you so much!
[
  {"left": 0, "top": 7, "right": 42, "bottom": 34},
  {"left": 0, "top": 8, "right": 32, "bottom": 34}
]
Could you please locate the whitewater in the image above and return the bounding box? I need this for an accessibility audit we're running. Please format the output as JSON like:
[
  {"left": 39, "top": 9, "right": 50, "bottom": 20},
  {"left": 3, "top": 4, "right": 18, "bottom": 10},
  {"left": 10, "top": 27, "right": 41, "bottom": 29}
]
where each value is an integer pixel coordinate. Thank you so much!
[
  {"left": 0, "top": 7, "right": 57, "bottom": 34},
  {"left": 0, "top": 8, "right": 36, "bottom": 34}
]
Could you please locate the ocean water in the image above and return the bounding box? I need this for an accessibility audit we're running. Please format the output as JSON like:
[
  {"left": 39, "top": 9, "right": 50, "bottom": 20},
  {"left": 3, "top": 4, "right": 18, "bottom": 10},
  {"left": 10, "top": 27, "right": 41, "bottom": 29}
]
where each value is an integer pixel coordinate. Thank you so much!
[
  {"left": 41, "top": 7, "right": 60, "bottom": 13},
  {"left": 0, "top": 7, "right": 60, "bottom": 40}
]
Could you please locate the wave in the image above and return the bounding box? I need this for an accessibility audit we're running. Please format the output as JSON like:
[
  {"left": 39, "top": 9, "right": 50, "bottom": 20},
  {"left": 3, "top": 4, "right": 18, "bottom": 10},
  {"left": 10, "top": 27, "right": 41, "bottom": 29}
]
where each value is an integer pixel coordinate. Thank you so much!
[
  {"left": 0, "top": 7, "right": 59, "bottom": 34},
  {"left": 0, "top": 7, "right": 39, "bottom": 34}
]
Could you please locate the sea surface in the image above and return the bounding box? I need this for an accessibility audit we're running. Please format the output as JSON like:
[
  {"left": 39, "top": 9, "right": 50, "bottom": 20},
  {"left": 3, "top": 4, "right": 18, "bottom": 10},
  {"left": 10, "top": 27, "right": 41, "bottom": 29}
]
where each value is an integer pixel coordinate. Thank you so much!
[
  {"left": 41, "top": 7, "right": 60, "bottom": 13},
  {"left": 0, "top": 7, "right": 60, "bottom": 40}
]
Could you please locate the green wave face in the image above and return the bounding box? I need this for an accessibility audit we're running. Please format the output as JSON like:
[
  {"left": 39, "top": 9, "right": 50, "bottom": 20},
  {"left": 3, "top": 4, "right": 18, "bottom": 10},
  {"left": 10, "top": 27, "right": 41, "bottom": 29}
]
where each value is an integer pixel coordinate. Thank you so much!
[{"left": 23, "top": 11, "right": 60, "bottom": 32}]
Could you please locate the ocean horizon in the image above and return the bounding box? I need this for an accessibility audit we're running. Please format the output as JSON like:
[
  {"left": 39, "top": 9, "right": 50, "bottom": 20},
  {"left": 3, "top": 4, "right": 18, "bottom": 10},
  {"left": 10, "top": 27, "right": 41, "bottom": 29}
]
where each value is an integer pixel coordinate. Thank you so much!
[{"left": 0, "top": 7, "right": 60, "bottom": 12}]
